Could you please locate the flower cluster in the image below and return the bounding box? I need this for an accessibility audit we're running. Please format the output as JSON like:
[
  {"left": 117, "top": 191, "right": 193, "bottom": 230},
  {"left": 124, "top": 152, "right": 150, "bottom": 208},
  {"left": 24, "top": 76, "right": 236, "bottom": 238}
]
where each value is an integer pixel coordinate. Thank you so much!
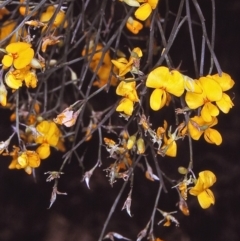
[
  {"left": 185, "top": 73, "right": 234, "bottom": 122},
  {"left": 0, "top": 2, "right": 236, "bottom": 238},
  {"left": 120, "top": 0, "right": 159, "bottom": 21},
  {"left": 104, "top": 134, "right": 133, "bottom": 186},
  {"left": 112, "top": 47, "right": 143, "bottom": 117},
  {"left": 35, "top": 120, "right": 64, "bottom": 159},
  {"left": 0, "top": 41, "right": 45, "bottom": 94}
]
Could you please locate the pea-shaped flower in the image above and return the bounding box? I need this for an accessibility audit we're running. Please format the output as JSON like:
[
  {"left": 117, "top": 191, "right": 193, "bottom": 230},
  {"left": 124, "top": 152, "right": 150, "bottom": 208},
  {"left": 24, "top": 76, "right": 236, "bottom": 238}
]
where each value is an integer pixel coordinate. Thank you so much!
[
  {"left": 2, "top": 42, "right": 34, "bottom": 69},
  {"left": 189, "top": 170, "right": 216, "bottom": 209},
  {"left": 146, "top": 66, "right": 184, "bottom": 111}
]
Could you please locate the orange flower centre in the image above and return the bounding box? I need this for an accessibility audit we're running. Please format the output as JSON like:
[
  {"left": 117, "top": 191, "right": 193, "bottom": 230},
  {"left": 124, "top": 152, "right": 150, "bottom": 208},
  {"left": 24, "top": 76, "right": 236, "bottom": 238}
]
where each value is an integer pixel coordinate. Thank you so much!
[
  {"left": 203, "top": 98, "right": 210, "bottom": 104},
  {"left": 12, "top": 53, "right": 19, "bottom": 59}
]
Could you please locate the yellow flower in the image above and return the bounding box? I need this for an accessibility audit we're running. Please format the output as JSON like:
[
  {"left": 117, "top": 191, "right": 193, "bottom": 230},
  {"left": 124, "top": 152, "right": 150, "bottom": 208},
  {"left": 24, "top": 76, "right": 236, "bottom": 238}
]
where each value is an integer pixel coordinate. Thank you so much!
[
  {"left": 111, "top": 47, "right": 143, "bottom": 77},
  {"left": 24, "top": 69, "right": 38, "bottom": 88},
  {"left": 18, "top": 150, "right": 40, "bottom": 168},
  {"left": 5, "top": 66, "right": 38, "bottom": 89},
  {"left": 35, "top": 120, "right": 64, "bottom": 159},
  {"left": 116, "top": 80, "right": 139, "bottom": 102},
  {"left": 146, "top": 66, "right": 184, "bottom": 111},
  {"left": 36, "top": 121, "right": 61, "bottom": 147},
  {"left": 8, "top": 146, "right": 19, "bottom": 169},
  {"left": 40, "top": 6, "right": 68, "bottom": 29},
  {"left": 188, "top": 116, "right": 222, "bottom": 145},
  {"left": 116, "top": 80, "right": 139, "bottom": 116},
  {"left": 5, "top": 71, "right": 23, "bottom": 89},
  {"left": 111, "top": 57, "right": 132, "bottom": 77},
  {"left": 116, "top": 98, "right": 134, "bottom": 116},
  {"left": 216, "top": 93, "right": 234, "bottom": 113},
  {"left": 160, "top": 121, "right": 177, "bottom": 157},
  {"left": 135, "top": 0, "right": 159, "bottom": 21},
  {"left": 189, "top": 170, "right": 216, "bottom": 209},
  {"left": 19, "top": 0, "right": 36, "bottom": 16},
  {"left": 208, "top": 73, "right": 235, "bottom": 114},
  {"left": 8, "top": 149, "right": 40, "bottom": 175},
  {"left": 126, "top": 17, "right": 143, "bottom": 34},
  {"left": 185, "top": 76, "right": 223, "bottom": 122},
  {"left": 2, "top": 42, "right": 34, "bottom": 69},
  {"left": 36, "top": 143, "right": 50, "bottom": 159}
]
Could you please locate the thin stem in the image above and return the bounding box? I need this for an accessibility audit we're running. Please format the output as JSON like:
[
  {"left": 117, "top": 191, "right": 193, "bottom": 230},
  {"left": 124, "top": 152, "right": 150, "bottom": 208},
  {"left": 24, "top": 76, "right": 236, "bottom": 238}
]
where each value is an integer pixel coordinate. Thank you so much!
[
  {"left": 191, "top": 0, "right": 222, "bottom": 75},
  {"left": 209, "top": 0, "right": 216, "bottom": 74},
  {"left": 98, "top": 156, "right": 142, "bottom": 241},
  {"left": 199, "top": 35, "right": 206, "bottom": 77},
  {"left": 186, "top": 0, "right": 199, "bottom": 77},
  {"left": 0, "top": 0, "right": 48, "bottom": 45}
]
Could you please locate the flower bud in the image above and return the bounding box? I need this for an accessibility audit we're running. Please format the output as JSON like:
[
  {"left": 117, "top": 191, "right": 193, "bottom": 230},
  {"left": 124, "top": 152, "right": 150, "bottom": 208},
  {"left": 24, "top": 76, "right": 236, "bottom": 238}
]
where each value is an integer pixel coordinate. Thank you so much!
[
  {"left": 127, "top": 135, "right": 136, "bottom": 150},
  {"left": 178, "top": 166, "right": 188, "bottom": 175},
  {"left": 137, "top": 138, "right": 145, "bottom": 154}
]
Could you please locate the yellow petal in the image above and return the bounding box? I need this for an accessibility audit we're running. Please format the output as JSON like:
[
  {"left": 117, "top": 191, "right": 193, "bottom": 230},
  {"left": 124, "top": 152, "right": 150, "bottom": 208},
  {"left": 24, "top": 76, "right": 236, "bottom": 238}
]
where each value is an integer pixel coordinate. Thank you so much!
[
  {"left": 5, "top": 72, "right": 23, "bottom": 89},
  {"left": 6, "top": 42, "right": 31, "bottom": 53},
  {"left": 209, "top": 73, "right": 235, "bottom": 91},
  {"left": 204, "top": 128, "right": 222, "bottom": 145},
  {"left": 24, "top": 71, "right": 38, "bottom": 88},
  {"left": 116, "top": 81, "right": 135, "bottom": 95},
  {"left": 146, "top": 66, "right": 169, "bottom": 89},
  {"left": 164, "top": 139, "right": 177, "bottom": 157},
  {"left": 197, "top": 189, "right": 215, "bottom": 209},
  {"left": 116, "top": 81, "right": 139, "bottom": 101},
  {"left": 36, "top": 120, "right": 50, "bottom": 134},
  {"left": 27, "top": 151, "right": 41, "bottom": 167},
  {"left": 150, "top": 88, "right": 166, "bottom": 111},
  {"left": 116, "top": 98, "right": 134, "bottom": 116},
  {"left": 46, "top": 122, "right": 60, "bottom": 146},
  {"left": 166, "top": 70, "right": 184, "bottom": 97},
  {"left": 135, "top": 3, "right": 152, "bottom": 21},
  {"left": 201, "top": 102, "right": 219, "bottom": 122},
  {"left": 199, "top": 76, "right": 222, "bottom": 101},
  {"left": 188, "top": 116, "right": 204, "bottom": 140},
  {"left": 183, "top": 75, "right": 202, "bottom": 93},
  {"left": 198, "top": 170, "right": 216, "bottom": 188},
  {"left": 148, "top": 0, "right": 159, "bottom": 9},
  {"left": 17, "top": 153, "right": 28, "bottom": 167},
  {"left": 111, "top": 58, "right": 131, "bottom": 77},
  {"left": 126, "top": 18, "right": 143, "bottom": 34},
  {"left": 185, "top": 91, "right": 205, "bottom": 109},
  {"left": 2, "top": 55, "right": 13, "bottom": 68},
  {"left": 36, "top": 143, "right": 51, "bottom": 159},
  {"left": 131, "top": 47, "right": 143, "bottom": 58},
  {"left": 14, "top": 47, "right": 34, "bottom": 69},
  {"left": 189, "top": 178, "right": 204, "bottom": 196},
  {"left": 24, "top": 166, "right": 32, "bottom": 175},
  {"left": 216, "top": 93, "right": 234, "bottom": 113}
]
